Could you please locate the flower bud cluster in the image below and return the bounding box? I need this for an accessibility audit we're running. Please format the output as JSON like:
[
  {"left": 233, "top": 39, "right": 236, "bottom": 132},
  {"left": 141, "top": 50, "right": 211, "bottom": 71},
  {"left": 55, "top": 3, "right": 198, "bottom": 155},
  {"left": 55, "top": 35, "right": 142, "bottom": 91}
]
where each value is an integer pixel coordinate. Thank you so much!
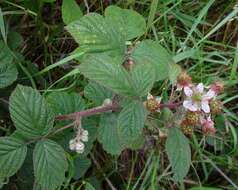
[{"left": 69, "top": 127, "right": 89, "bottom": 154}]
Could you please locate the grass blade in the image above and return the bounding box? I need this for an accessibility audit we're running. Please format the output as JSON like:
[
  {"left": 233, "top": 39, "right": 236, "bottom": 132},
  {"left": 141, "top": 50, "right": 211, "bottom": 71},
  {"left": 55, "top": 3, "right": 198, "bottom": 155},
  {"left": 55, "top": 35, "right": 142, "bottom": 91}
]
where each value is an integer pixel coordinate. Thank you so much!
[
  {"left": 198, "top": 6, "right": 238, "bottom": 45},
  {"left": 230, "top": 41, "right": 238, "bottom": 80},
  {"left": 0, "top": 8, "right": 7, "bottom": 43}
]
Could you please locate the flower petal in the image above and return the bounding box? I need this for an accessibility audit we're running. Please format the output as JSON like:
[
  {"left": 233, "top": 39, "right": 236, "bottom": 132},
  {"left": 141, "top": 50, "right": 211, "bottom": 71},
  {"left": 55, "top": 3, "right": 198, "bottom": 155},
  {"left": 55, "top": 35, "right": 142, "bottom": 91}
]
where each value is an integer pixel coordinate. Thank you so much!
[
  {"left": 203, "top": 89, "right": 216, "bottom": 100},
  {"left": 196, "top": 83, "right": 204, "bottom": 93},
  {"left": 147, "top": 93, "right": 153, "bottom": 100},
  {"left": 155, "top": 97, "right": 161, "bottom": 103},
  {"left": 183, "top": 100, "right": 198, "bottom": 111},
  {"left": 184, "top": 87, "right": 193, "bottom": 97},
  {"left": 201, "top": 101, "right": 210, "bottom": 113}
]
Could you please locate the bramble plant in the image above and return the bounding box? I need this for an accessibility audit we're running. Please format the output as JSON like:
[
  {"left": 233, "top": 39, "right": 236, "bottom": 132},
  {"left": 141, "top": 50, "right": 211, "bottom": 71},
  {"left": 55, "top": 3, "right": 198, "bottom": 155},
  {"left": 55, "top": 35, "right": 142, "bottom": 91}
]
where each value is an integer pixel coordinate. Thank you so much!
[{"left": 0, "top": 2, "right": 231, "bottom": 190}]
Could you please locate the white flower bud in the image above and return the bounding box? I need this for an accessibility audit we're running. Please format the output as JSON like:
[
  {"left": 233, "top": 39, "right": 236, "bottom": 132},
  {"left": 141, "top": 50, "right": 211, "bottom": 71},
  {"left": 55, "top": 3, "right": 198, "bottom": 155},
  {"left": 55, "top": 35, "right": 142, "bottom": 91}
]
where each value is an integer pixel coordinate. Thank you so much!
[
  {"left": 69, "top": 139, "right": 76, "bottom": 151},
  {"left": 82, "top": 130, "right": 88, "bottom": 136},
  {"left": 81, "top": 134, "right": 88, "bottom": 142},
  {"left": 76, "top": 148, "right": 85, "bottom": 154},
  {"left": 103, "top": 98, "right": 112, "bottom": 106},
  {"left": 75, "top": 141, "right": 85, "bottom": 152}
]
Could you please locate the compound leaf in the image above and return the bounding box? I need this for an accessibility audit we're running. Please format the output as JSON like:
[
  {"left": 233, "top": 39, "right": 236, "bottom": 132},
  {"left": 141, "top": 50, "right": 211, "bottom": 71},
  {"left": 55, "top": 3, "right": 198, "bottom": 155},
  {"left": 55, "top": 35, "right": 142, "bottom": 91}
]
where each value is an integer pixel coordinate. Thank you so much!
[
  {"left": 79, "top": 54, "right": 134, "bottom": 97},
  {"left": 131, "top": 63, "right": 156, "bottom": 97},
  {"left": 0, "top": 41, "right": 18, "bottom": 88},
  {"left": 132, "top": 40, "right": 173, "bottom": 81},
  {"left": 166, "top": 127, "right": 191, "bottom": 181},
  {"left": 9, "top": 85, "right": 54, "bottom": 138},
  {"left": 33, "top": 139, "right": 68, "bottom": 190},
  {"left": 73, "top": 156, "right": 91, "bottom": 180},
  {"left": 84, "top": 81, "right": 113, "bottom": 106},
  {"left": 66, "top": 13, "right": 125, "bottom": 58},
  {"left": 47, "top": 92, "right": 85, "bottom": 115},
  {"left": 105, "top": 5, "right": 146, "bottom": 40},
  {"left": 98, "top": 113, "right": 125, "bottom": 155},
  {"left": 0, "top": 137, "right": 27, "bottom": 178},
  {"left": 118, "top": 101, "right": 147, "bottom": 139}
]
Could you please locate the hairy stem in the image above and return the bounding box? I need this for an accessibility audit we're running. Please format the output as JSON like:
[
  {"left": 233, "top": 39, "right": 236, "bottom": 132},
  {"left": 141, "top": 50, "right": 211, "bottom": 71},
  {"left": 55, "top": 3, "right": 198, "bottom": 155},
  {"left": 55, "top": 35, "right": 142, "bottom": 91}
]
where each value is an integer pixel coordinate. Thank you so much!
[
  {"left": 55, "top": 103, "right": 119, "bottom": 121},
  {"left": 55, "top": 101, "right": 182, "bottom": 121}
]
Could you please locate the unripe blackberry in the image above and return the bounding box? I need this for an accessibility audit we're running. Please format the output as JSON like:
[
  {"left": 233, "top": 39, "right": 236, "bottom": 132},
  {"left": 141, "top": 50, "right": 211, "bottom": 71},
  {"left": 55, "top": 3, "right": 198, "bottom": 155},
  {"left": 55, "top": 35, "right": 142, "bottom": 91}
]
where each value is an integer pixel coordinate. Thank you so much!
[
  {"left": 177, "top": 71, "right": 192, "bottom": 88},
  {"left": 180, "top": 120, "right": 194, "bottom": 135},
  {"left": 210, "top": 99, "right": 222, "bottom": 114},
  {"left": 210, "top": 81, "right": 224, "bottom": 94},
  {"left": 145, "top": 98, "right": 160, "bottom": 112},
  {"left": 185, "top": 111, "right": 199, "bottom": 125}
]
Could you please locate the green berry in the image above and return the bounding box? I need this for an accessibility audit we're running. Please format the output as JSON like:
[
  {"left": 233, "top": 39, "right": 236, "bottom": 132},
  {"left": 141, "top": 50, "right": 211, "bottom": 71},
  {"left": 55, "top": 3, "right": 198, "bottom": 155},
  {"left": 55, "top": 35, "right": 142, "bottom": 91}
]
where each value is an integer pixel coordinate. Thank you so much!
[
  {"left": 180, "top": 120, "right": 194, "bottom": 135},
  {"left": 185, "top": 111, "right": 199, "bottom": 125},
  {"left": 210, "top": 99, "right": 222, "bottom": 114}
]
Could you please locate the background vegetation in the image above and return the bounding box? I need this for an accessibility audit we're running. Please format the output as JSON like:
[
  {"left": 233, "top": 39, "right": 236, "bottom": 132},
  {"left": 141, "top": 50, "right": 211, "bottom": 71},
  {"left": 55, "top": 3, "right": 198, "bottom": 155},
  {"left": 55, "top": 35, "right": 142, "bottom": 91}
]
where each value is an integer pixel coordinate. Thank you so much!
[{"left": 0, "top": 0, "right": 238, "bottom": 189}]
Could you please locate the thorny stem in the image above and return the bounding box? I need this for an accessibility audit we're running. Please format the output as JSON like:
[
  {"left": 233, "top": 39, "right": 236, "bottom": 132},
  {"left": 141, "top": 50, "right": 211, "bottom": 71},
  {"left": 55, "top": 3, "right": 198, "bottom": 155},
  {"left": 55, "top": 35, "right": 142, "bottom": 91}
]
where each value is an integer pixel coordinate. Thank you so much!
[
  {"left": 55, "top": 103, "right": 119, "bottom": 121},
  {"left": 55, "top": 101, "right": 182, "bottom": 121}
]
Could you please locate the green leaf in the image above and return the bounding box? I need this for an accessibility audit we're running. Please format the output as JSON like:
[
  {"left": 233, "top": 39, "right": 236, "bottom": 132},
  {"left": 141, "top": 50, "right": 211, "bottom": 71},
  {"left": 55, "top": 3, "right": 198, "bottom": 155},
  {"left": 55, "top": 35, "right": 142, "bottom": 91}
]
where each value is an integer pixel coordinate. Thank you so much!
[
  {"left": 118, "top": 101, "right": 147, "bottom": 139},
  {"left": 84, "top": 81, "right": 113, "bottom": 106},
  {"left": 165, "top": 127, "right": 191, "bottom": 181},
  {"left": 0, "top": 42, "right": 18, "bottom": 88},
  {"left": 85, "top": 183, "right": 96, "bottom": 190},
  {"left": 33, "top": 139, "right": 68, "bottom": 190},
  {"left": 125, "top": 134, "right": 145, "bottom": 150},
  {"left": 7, "top": 31, "right": 23, "bottom": 50},
  {"left": 73, "top": 156, "right": 91, "bottom": 179},
  {"left": 62, "top": 0, "right": 83, "bottom": 25},
  {"left": 98, "top": 113, "right": 145, "bottom": 154},
  {"left": 66, "top": 13, "right": 125, "bottom": 58},
  {"left": 168, "top": 63, "right": 182, "bottom": 85},
  {"left": 0, "top": 8, "right": 7, "bottom": 43},
  {"left": 98, "top": 114, "right": 125, "bottom": 155},
  {"left": 79, "top": 54, "right": 134, "bottom": 97},
  {"left": 9, "top": 85, "right": 54, "bottom": 138},
  {"left": 18, "top": 147, "right": 34, "bottom": 190},
  {"left": 131, "top": 63, "right": 156, "bottom": 97},
  {"left": 47, "top": 92, "right": 85, "bottom": 115},
  {"left": 131, "top": 40, "right": 173, "bottom": 81},
  {"left": 0, "top": 137, "right": 27, "bottom": 178},
  {"left": 105, "top": 6, "right": 146, "bottom": 40}
]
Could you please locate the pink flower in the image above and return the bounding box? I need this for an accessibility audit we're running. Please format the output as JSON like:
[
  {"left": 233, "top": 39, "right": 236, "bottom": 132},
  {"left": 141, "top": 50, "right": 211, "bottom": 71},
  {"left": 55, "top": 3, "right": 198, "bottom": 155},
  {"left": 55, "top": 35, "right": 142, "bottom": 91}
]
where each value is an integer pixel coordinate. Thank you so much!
[
  {"left": 200, "top": 116, "right": 216, "bottom": 135},
  {"left": 183, "top": 83, "right": 215, "bottom": 113}
]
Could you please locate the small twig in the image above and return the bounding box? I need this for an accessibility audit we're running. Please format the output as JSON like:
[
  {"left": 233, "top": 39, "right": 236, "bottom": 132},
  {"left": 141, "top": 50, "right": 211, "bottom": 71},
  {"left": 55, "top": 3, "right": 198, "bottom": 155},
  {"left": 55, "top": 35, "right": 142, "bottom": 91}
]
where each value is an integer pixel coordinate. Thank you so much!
[
  {"left": 90, "top": 153, "right": 117, "bottom": 190},
  {"left": 203, "top": 155, "right": 238, "bottom": 190},
  {"left": 0, "top": 98, "right": 9, "bottom": 105},
  {"left": 50, "top": 123, "right": 74, "bottom": 136},
  {"left": 84, "top": 0, "right": 90, "bottom": 14},
  {"left": 26, "top": 123, "right": 74, "bottom": 145}
]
